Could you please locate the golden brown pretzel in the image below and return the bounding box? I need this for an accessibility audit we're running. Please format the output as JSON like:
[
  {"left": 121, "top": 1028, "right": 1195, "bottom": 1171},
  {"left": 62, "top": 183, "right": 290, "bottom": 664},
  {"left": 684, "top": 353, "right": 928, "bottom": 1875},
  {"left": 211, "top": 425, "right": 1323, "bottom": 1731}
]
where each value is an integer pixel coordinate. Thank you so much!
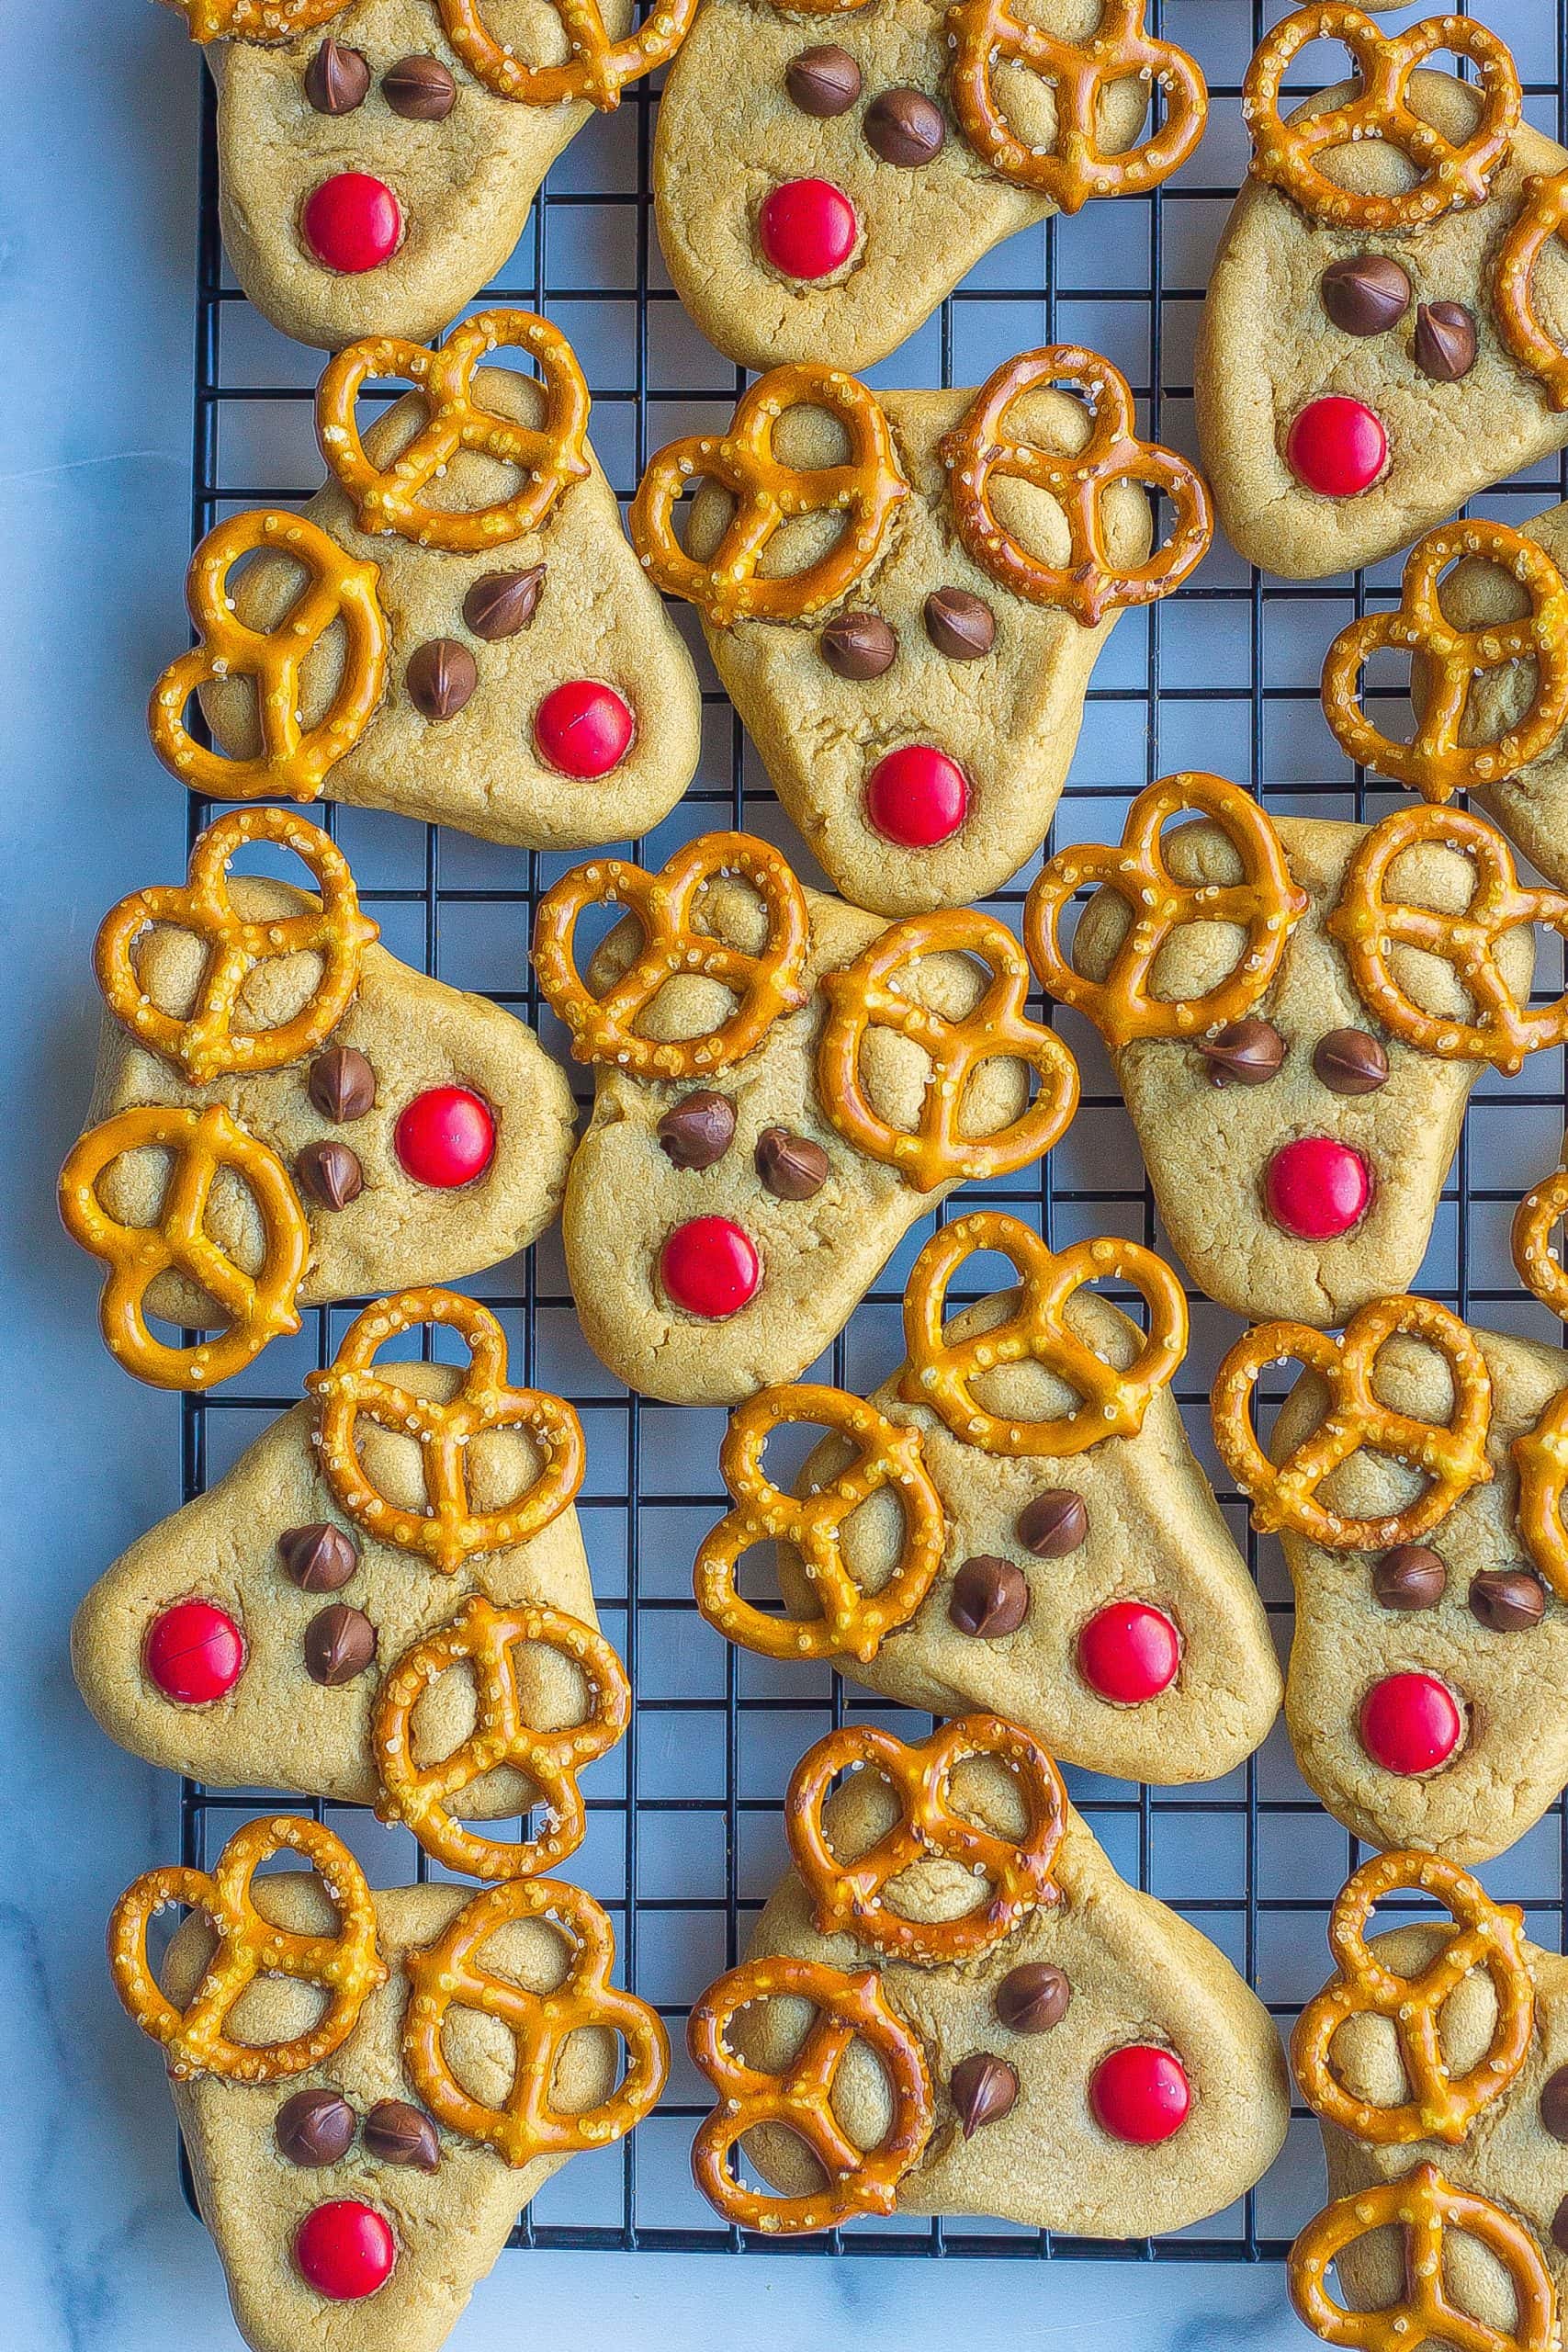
[
  {"left": 1289, "top": 2164, "right": 1556, "bottom": 2352},
  {"left": 1495, "top": 169, "right": 1568, "bottom": 413},
  {"left": 1511, "top": 1380, "right": 1568, "bottom": 1603},
  {"left": 434, "top": 0, "right": 698, "bottom": 108},
  {"left": 1512, "top": 1164, "right": 1568, "bottom": 1327},
  {"left": 168, "top": 0, "right": 346, "bottom": 37}
]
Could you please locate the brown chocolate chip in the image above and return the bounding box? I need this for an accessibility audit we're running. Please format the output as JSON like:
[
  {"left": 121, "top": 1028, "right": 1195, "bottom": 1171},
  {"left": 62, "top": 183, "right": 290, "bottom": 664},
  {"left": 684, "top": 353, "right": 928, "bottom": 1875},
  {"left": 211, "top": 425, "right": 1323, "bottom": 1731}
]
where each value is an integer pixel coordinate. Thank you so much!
[
  {"left": 1414, "top": 300, "right": 1477, "bottom": 384},
  {"left": 304, "top": 1603, "right": 378, "bottom": 1685},
  {"left": 363, "top": 2098, "right": 440, "bottom": 2172},
  {"left": 1468, "top": 1567, "right": 1546, "bottom": 1632},
  {"left": 819, "top": 609, "right": 896, "bottom": 680},
  {"left": 1552, "top": 2193, "right": 1568, "bottom": 2256},
  {"left": 295, "top": 1139, "right": 364, "bottom": 1211},
  {"left": 1371, "top": 1544, "right": 1446, "bottom": 1611},
  {"left": 278, "top": 1523, "right": 359, "bottom": 1593},
  {"left": 1197, "top": 1018, "right": 1284, "bottom": 1087},
  {"left": 995, "top": 1962, "right": 1071, "bottom": 2035},
  {"left": 1016, "top": 1489, "right": 1088, "bottom": 1559},
  {"left": 785, "top": 44, "right": 861, "bottom": 116},
  {"left": 308, "top": 1044, "right": 377, "bottom": 1124},
  {"left": 305, "top": 38, "right": 370, "bottom": 115},
  {"left": 864, "top": 86, "right": 945, "bottom": 167},
  {"left": 949, "top": 1555, "right": 1031, "bottom": 1638},
  {"left": 383, "top": 53, "right": 457, "bottom": 119},
  {"left": 406, "top": 638, "right": 478, "bottom": 720},
  {"left": 1320, "top": 253, "right": 1412, "bottom": 336},
  {"left": 755, "top": 1126, "right": 829, "bottom": 1201},
  {"left": 923, "top": 587, "right": 996, "bottom": 661},
  {"left": 464, "top": 566, "right": 545, "bottom": 640},
  {"left": 276, "top": 2086, "right": 357, "bottom": 2166},
  {"left": 949, "top": 2052, "right": 1018, "bottom": 2137},
  {"left": 657, "top": 1091, "right": 736, "bottom": 1170},
  {"left": 1540, "top": 2065, "right": 1568, "bottom": 2141},
  {"left": 1313, "top": 1027, "right": 1389, "bottom": 1095}
]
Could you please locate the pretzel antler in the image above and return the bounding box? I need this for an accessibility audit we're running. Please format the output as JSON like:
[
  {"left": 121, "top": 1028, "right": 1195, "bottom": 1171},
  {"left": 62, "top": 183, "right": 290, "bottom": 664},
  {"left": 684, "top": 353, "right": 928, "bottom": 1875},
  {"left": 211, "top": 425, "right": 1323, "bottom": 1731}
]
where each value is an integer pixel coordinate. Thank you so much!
[
  {"left": 434, "top": 0, "right": 698, "bottom": 109},
  {"left": 1511, "top": 1379, "right": 1568, "bottom": 1602},
  {"left": 1495, "top": 169, "right": 1568, "bottom": 413},
  {"left": 168, "top": 0, "right": 347, "bottom": 40},
  {"left": 1290, "top": 2165, "right": 1556, "bottom": 2352}
]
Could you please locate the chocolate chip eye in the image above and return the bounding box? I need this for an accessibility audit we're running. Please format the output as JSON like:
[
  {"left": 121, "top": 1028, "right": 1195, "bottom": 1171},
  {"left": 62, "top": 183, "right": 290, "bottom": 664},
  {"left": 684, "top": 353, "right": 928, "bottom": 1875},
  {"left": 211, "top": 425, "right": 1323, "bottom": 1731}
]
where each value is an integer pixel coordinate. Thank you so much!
[
  {"left": 1312, "top": 1027, "right": 1389, "bottom": 1094},
  {"left": 818, "top": 609, "right": 896, "bottom": 679},
  {"left": 305, "top": 37, "right": 370, "bottom": 115},
  {"left": 383, "top": 54, "right": 457, "bottom": 120},
  {"left": 1414, "top": 300, "right": 1477, "bottom": 382},
  {"left": 1320, "top": 253, "right": 1412, "bottom": 336},
  {"left": 863, "top": 87, "right": 945, "bottom": 167},
  {"left": 785, "top": 45, "right": 862, "bottom": 117},
  {"left": 1197, "top": 1018, "right": 1285, "bottom": 1086},
  {"left": 924, "top": 586, "right": 995, "bottom": 660},
  {"left": 405, "top": 639, "right": 478, "bottom": 720}
]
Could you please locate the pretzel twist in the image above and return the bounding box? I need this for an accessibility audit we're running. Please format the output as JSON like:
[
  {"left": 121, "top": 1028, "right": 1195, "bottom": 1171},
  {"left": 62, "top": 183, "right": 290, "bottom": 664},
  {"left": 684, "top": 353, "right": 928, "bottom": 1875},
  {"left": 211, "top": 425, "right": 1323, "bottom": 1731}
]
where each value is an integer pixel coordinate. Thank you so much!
[
  {"left": 1321, "top": 523, "right": 1568, "bottom": 803},
  {"left": 1511, "top": 1379, "right": 1568, "bottom": 1603},
  {"left": 1212, "top": 1295, "right": 1494, "bottom": 1551},
  {"left": 1511, "top": 1164, "right": 1568, "bottom": 1326},
  {"left": 59, "top": 1104, "right": 307, "bottom": 1390},
  {"left": 533, "top": 832, "right": 811, "bottom": 1080},
  {"left": 1495, "top": 170, "right": 1568, "bottom": 413},
  {"left": 149, "top": 511, "right": 388, "bottom": 804},
  {"left": 317, "top": 311, "right": 592, "bottom": 551},
  {"left": 434, "top": 0, "right": 698, "bottom": 108},
  {"left": 899, "top": 1212, "right": 1187, "bottom": 1458},
  {"left": 402, "top": 1879, "right": 668, "bottom": 2167},
  {"left": 95, "top": 808, "right": 378, "bottom": 1086},
  {"left": 1327, "top": 804, "right": 1568, "bottom": 1075},
  {"left": 168, "top": 0, "right": 345, "bottom": 38},
  {"left": 107, "top": 1816, "right": 385, "bottom": 2084},
  {"left": 372, "top": 1596, "right": 630, "bottom": 1881},
  {"left": 1024, "top": 774, "right": 1308, "bottom": 1046},
  {"left": 628, "top": 367, "right": 909, "bottom": 628},
  {"left": 306, "top": 1290, "right": 585, "bottom": 1573},
  {"left": 1242, "top": 6, "right": 1523, "bottom": 232},
  {"left": 688, "top": 1958, "right": 932, "bottom": 2233},
  {"left": 1289, "top": 2164, "right": 1556, "bottom": 2352},
  {"left": 945, "top": 0, "right": 1207, "bottom": 209},
  {"left": 816, "top": 912, "right": 1078, "bottom": 1193},
  {"left": 938, "top": 348, "right": 1211, "bottom": 625},
  {"left": 1292, "top": 1852, "right": 1532, "bottom": 2143},
  {"left": 694, "top": 1384, "right": 947, "bottom": 1666},
  {"left": 786, "top": 1716, "right": 1065, "bottom": 1964}
]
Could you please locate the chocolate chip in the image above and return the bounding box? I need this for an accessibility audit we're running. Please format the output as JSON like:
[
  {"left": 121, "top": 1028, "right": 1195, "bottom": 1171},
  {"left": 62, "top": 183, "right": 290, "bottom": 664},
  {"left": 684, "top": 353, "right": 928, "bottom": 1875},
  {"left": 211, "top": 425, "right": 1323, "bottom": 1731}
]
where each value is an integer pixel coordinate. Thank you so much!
[
  {"left": 1320, "top": 253, "right": 1412, "bottom": 336},
  {"left": 657, "top": 1091, "right": 736, "bottom": 1170},
  {"left": 949, "top": 2052, "right": 1018, "bottom": 2137},
  {"left": 755, "top": 1126, "right": 829, "bottom": 1201},
  {"left": 308, "top": 1044, "right": 376, "bottom": 1124},
  {"left": 1468, "top": 1567, "right": 1546, "bottom": 1632},
  {"left": 295, "top": 1139, "right": 364, "bottom": 1211},
  {"left": 864, "top": 87, "right": 945, "bottom": 167},
  {"left": 383, "top": 53, "right": 457, "bottom": 119},
  {"left": 949, "top": 1555, "right": 1031, "bottom": 1638},
  {"left": 463, "top": 566, "right": 545, "bottom": 640},
  {"left": 1540, "top": 2065, "right": 1568, "bottom": 2141},
  {"left": 1414, "top": 300, "right": 1477, "bottom": 384},
  {"left": 278, "top": 1523, "right": 359, "bottom": 1593},
  {"left": 1016, "top": 1489, "right": 1088, "bottom": 1559},
  {"left": 276, "top": 2086, "right": 356, "bottom": 2166},
  {"left": 819, "top": 609, "right": 896, "bottom": 680},
  {"left": 363, "top": 2098, "right": 440, "bottom": 2171},
  {"left": 784, "top": 44, "right": 861, "bottom": 116},
  {"left": 1552, "top": 2193, "right": 1568, "bottom": 2256},
  {"left": 923, "top": 587, "right": 995, "bottom": 661},
  {"left": 995, "top": 1962, "right": 1071, "bottom": 2035},
  {"left": 305, "top": 38, "right": 370, "bottom": 115},
  {"left": 1371, "top": 1544, "right": 1446, "bottom": 1611},
  {"left": 406, "top": 638, "right": 478, "bottom": 720},
  {"left": 1313, "top": 1027, "right": 1389, "bottom": 1095},
  {"left": 1197, "top": 1018, "right": 1284, "bottom": 1086},
  {"left": 304, "top": 1602, "right": 378, "bottom": 1685}
]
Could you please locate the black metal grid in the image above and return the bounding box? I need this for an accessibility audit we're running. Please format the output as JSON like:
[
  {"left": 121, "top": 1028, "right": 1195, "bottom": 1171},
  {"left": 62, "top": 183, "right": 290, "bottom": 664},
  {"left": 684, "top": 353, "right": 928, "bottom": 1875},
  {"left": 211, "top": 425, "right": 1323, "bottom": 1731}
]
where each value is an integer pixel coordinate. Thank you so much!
[{"left": 166, "top": 0, "right": 1568, "bottom": 2275}]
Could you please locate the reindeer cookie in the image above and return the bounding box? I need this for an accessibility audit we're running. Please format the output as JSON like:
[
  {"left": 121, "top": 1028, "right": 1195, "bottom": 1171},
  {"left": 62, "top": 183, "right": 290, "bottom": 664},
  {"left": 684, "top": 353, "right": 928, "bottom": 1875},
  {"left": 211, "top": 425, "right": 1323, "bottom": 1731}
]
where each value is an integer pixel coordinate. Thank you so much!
[
  {"left": 1025, "top": 775, "right": 1549, "bottom": 1328},
  {"left": 1197, "top": 4, "right": 1568, "bottom": 580},
  {"left": 150, "top": 312, "right": 702, "bottom": 850},
  {"left": 59, "top": 813, "right": 574, "bottom": 1390},
  {"left": 628, "top": 351, "right": 1210, "bottom": 916},
  {"left": 691, "top": 1210, "right": 1281, "bottom": 1782},
  {"left": 155, "top": 0, "right": 696, "bottom": 350},
  {"left": 687, "top": 1718, "right": 1289, "bottom": 2237},
  {"left": 652, "top": 0, "right": 1205, "bottom": 374},
  {"left": 532, "top": 831, "right": 1080, "bottom": 1403},
  {"left": 107, "top": 1818, "right": 665, "bottom": 2352}
]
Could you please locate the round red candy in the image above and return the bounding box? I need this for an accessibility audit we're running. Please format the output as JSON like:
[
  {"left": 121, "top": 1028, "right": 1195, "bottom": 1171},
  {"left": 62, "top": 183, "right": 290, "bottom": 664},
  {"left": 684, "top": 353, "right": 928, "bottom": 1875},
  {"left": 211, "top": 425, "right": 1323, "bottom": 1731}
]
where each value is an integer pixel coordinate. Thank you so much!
[
  {"left": 300, "top": 174, "right": 401, "bottom": 274},
  {"left": 145, "top": 1600, "right": 244, "bottom": 1706},
  {"left": 758, "top": 178, "right": 858, "bottom": 278},
  {"left": 1285, "top": 396, "right": 1388, "bottom": 498},
  {"left": 1359, "top": 1672, "right": 1463, "bottom": 1777},
  {"left": 394, "top": 1087, "right": 495, "bottom": 1189},
  {"left": 1077, "top": 1601, "right": 1180, "bottom": 1705},
  {"left": 660, "top": 1217, "right": 761, "bottom": 1320},
  {"left": 534, "top": 681, "right": 635, "bottom": 778},
  {"left": 294, "top": 2201, "right": 396, "bottom": 2301},
  {"left": 864, "top": 746, "right": 969, "bottom": 848},
  {"left": 1089, "top": 2045, "right": 1190, "bottom": 2145},
  {"left": 1264, "top": 1136, "right": 1371, "bottom": 1242}
]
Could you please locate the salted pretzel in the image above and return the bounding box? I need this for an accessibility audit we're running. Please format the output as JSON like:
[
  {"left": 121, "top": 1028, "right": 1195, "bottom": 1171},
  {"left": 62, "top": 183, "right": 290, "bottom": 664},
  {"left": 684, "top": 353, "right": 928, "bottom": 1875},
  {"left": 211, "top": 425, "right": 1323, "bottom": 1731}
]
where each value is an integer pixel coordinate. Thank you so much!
[
  {"left": 628, "top": 366, "right": 909, "bottom": 628},
  {"left": 371, "top": 1596, "right": 630, "bottom": 1881},
  {"left": 816, "top": 911, "right": 1078, "bottom": 1193},
  {"left": 149, "top": 510, "right": 388, "bottom": 804},
  {"left": 1495, "top": 170, "right": 1568, "bottom": 414},
  {"left": 107, "top": 1815, "right": 385, "bottom": 2085},
  {"left": 1292, "top": 1852, "right": 1532, "bottom": 2144},
  {"left": 1321, "top": 522, "right": 1568, "bottom": 803},
  {"left": 899, "top": 1212, "right": 1187, "bottom": 1458},
  {"left": 1212, "top": 1295, "right": 1493, "bottom": 1551},
  {"left": 94, "top": 808, "right": 378, "bottom": 1087},
  {"left": 1511, "top": 1382, "right": 1568, "bottom": 1604},
  {"left": 167, "top": 0, "right": 346, "bottom": 38},
  {"left": 1511, "top": 1164, "right": 1568, "bottom": 1327},
  {"left": 1327, "top": 804, "right": 1568, "bottom": 1076},
  {"left": 317, "top": 311, "right": 592, "bottom": 553},
  {"left": 402, "top": 1877, "right": 668, "bottom": 2167},
  {"left": 434, "top": 0, "right": 698, "bottom": 108},
  {"left": 946, "top": 0, "right": 1206, "bottom": 210},
  {"left": 59, "top": 1103, "right": 308, "bottom": 1390},
  {"left": 693, "top": 1384, "right": 946, "bottom": 1666},
  {"left": 533, "top": 832, "right": 810, "bottom": 1080},
  {"left": 939, "top": 348, "right": 1211, "bottom": 626},
  {"left": 785, "top": 1716, "right": 1065, "bottom": 1964},
  {"left": 688, "top": 1957, "right": 932, "bottom": 2233},
  {"left": 1025, "top": 773, "right": 1307, "bottom": 1046},
  {"left": 1241, "top": 5, "right": 1523, "bottom": 232},
  {"left": 306, "top": 1290, "right": 585, "bottom": 1573},
  {"left": 1289, "top": 2164, "right": 1556, "bottom": 2352}
]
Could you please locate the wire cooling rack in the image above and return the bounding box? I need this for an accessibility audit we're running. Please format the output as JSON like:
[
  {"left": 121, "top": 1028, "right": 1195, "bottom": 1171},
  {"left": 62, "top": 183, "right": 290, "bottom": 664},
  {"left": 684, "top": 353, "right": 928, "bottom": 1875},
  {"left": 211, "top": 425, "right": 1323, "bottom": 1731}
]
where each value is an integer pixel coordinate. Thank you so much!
[{"left": 168, "top": 0, "right": 1568, "bottom": 2270}]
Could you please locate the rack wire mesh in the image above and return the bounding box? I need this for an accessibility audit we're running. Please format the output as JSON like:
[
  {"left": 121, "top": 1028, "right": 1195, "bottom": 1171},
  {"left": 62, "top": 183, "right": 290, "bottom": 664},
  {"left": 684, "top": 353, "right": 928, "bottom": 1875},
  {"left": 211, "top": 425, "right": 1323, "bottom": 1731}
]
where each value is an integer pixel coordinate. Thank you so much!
[{"left": 168, "top": 0, "right": 1568, "bottom": 2273}]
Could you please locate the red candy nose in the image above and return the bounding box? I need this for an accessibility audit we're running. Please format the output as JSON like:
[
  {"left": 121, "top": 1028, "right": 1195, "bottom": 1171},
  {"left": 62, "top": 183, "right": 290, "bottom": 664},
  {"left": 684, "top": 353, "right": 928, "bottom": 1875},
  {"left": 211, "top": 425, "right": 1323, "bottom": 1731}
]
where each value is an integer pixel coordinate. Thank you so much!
[
  {"left": 758, "top": 178, "right": 859, "bottom": 278},
  {"left": 145, "top": 1600, "right": 244, "bottom": 1705},
  {"left": 1089, "top": 2045, "right": 1190, "bottom": 2145},
  {"left": 394, "top": 1087, "right": 496, "bottom": 1189},
  {"left": 300, "top": 174, "right": 401, "bottom": 273},
  {"left": 294, "top": 2201, "right": 396, "bottom": 2301},
  {"left": 1286, "top": 396, "right": 1388, "bottom": 498},
  {"left": 1359, "top": 1672, "right": 1464, "bottom": 1776},
  {"left": 660, "top": 1217, "right": 761, "bottom": 1320},
  {"left": 1264, "top": 1136, "right": 1371, "bottom": 1241},
  {"left": 534, "top": 681, "right": 635, "bottom": 778},
  {"left": 1077, "top": 1601, "right": 1180, "bottom": 1705},
  {"left": 864, "top": 745, "right": 969, "bottom": 847}
]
